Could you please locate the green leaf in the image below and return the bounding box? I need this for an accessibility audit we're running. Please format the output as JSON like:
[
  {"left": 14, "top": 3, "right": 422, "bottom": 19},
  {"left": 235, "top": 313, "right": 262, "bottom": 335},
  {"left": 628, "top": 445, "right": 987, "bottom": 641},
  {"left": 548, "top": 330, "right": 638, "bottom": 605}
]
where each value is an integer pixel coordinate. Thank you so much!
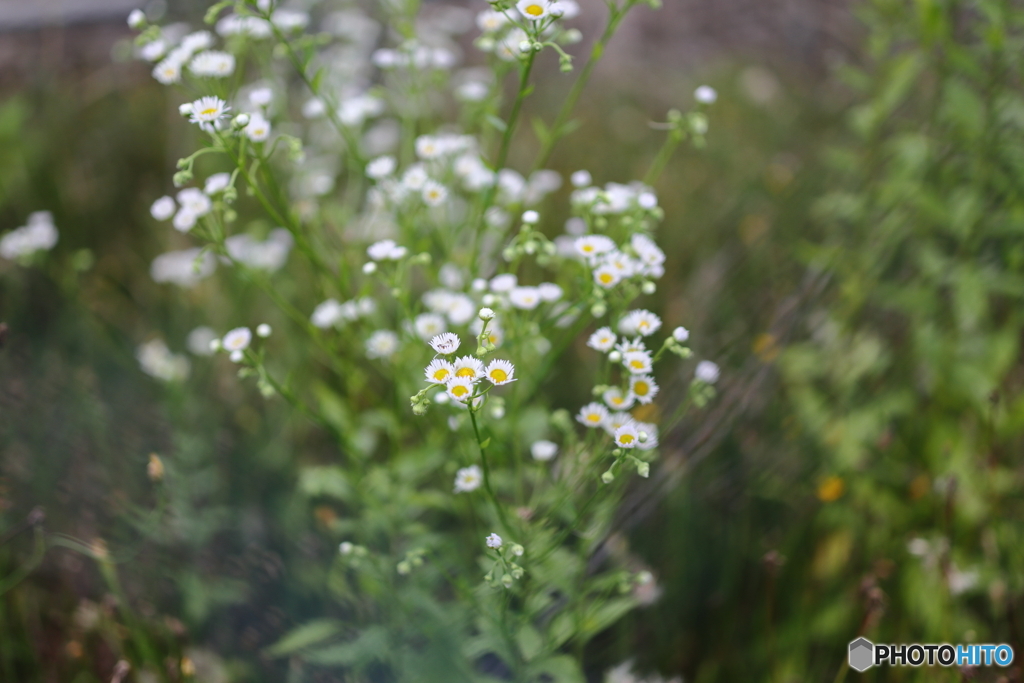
[
  {"left": 529, "top": 655, "right": 585, "bottom": 683},
  {"left": 303, "top": 626, "right": 389, "bottom": 666},
  {"left": 485, "top": 115, "right": 508, "bottom": 132},
  {"left": 516, "top": 625, "right": 544, "bottom": 662},
  {"left": 479, "top": 437, "right": 491, "bottom": 449},
  {"left": 265, "top": 619, "right": 344, "bottom": 657},
  {"left": 204, "top": 0, "right": 233, "bottom": 25}
]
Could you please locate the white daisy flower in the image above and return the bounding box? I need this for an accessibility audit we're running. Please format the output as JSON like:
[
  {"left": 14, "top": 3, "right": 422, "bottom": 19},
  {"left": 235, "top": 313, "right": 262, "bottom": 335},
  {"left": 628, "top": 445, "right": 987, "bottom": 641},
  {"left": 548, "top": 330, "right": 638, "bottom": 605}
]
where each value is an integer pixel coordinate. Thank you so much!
[
  {"left": 593, "top": 264, "right": 622, "bottom": 289},
  {"left": 139, "top": 39, "right": 166, "bottom": 62},
  {"left": 454, "top": 465, "right": 483, "bottom": 493},
  {"left": 366, "top": 155, "right": 396, "bottom": 179},
  {"left": 576, "top": 402, "right": 608, "bottom": 429},
  {"left": 614, "top": 336, "right": 647, "bottom": 355},
  {"left": 249, "top": 87, "right": 273, "bottom": 107},
  {"left": 551, "top": 0, "right": 580, "bottom": 18},
  {"left": 603, "top": 387, "right": 635, "bottom": 411},
  {"left": 537, "top": 283, "right": 563, "bottom": 302},
  {"left": 414, "top": 313, "right": 447, "bottom": 340},
  {"left": 453, "top": 356, "right": 485, "bottom": 381},
  {"left": 696, "top": 360, "right": 720, "bottom": 384},
  {"left": 587, "top": 327, "right": 617, "bottom": 352},
  {"left": 222, "top": 327, "right": 252, "bottom": 353},
  {"left": 172, "top": 210, "right": 197, "bottom": 233},
  {"left": 638, "top": 192, "right": 658, "bottom": 210},
  {"left": 415, "top": 135, "right": 443, "bottom": 159},
  {"left": 614, "top": 424, "right": 639, "bottom": 449},
  {"left": 620, "top": 310, "right": 662, "bottom": 337},
  {"left": 630, "top": 233, "right": 666, "bottom": 265},
  {"left": 517, "top": 0, "right": 553, "bottom": 20},
  {"left": 425, "top": 358, "right": 456, "bottom": 384},
  {"left": 484, "top": 359, "right": 515, "bottom": 386},
  {"left": 476, "top": 9, "right": 508, "bottom": 32},
  {"left": 489, "top": 273, "right": 518, "bottom": 293},
  {"left": 446, "top": 376, "right": 475, "bottom": 402},
  {"left": 401, "top": 164, "right": 429, "bottom": 191},
  {"left": 508, "top": 286, "right": 541, "bottom": 310},
  {"left": 574, "top": 235, "right": 616, "bottom": 260},
  {"left": 188, "top": 96, "right": 230, "bottom": 125},
  {"left": 422, "top": 180, "right": 448, "bottom": 206},
  {"left": 150, "top": 196, "right": 175, "bottom": 221},
  {"left": 429, "top": 332, "right": 461, "bottom": 355},
  {"left": 530, "top": 440, "right": 558, "bottom": 461},
  {"left": 623, "top": 350, "right": 653, "bottom": 375},
  {"left": 604, "top": 411, "right": 635, "bottom": 434},
  {"left": 603, "top": 250, "right": 639, "bottom": 278},
  {"left": 486, "top": 533, "right": 503, "bottom": 549},
  {"left": 152, "top": 58, "right": 183, "bottom": 84},
  {"left": 635, "top": 421, "right": 660, "bottom": 451},
  {"left": 189, "top": 50, "right": 236, "bottom": 78},
  {"left": 243, "top": 113, "right": 271, "bottom": 142},
  {"left": 366, "top": 330, "right": 400, "bottom": 359},
  {"left": 180, "top": 31, "right": 213, "bottom": 54},
  {"left": 629, "top": 375, "right": 659, "bottom": 404}
]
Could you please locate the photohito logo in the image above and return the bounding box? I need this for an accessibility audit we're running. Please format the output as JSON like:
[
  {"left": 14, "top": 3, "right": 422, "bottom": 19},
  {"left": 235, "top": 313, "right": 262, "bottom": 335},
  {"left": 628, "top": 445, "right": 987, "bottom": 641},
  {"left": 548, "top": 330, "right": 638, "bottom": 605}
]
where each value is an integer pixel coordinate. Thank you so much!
[{"left": 848, "top": 638, "right": 1014, "bottom": 672}]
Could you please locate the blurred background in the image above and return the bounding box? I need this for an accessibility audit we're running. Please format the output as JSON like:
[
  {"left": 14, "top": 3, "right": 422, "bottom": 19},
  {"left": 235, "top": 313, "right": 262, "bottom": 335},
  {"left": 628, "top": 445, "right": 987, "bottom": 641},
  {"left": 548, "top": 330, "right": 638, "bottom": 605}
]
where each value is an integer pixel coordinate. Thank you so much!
[{"left": 4, "top": 0, "right": 1024, "bottom": 681}]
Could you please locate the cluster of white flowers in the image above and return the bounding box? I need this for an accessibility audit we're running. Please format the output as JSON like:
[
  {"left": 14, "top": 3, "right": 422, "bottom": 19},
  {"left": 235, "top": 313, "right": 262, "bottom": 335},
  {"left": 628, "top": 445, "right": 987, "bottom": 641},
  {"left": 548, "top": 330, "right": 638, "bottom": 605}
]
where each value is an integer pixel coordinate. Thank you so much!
[
  {"left": 422, "top": 331, "right": 516, "bottom": 404},
  {"left": 0, "top": 212, "right": 58, "bottom": 260},
  {"left": 150, "top": 248, "right": 216, "bottom": 288},
  {"left": 310, "top": 297, "right": 376, "bottom": 329},
  {"left": 571, "top": 221, "right": 666, "bottom": 290}
]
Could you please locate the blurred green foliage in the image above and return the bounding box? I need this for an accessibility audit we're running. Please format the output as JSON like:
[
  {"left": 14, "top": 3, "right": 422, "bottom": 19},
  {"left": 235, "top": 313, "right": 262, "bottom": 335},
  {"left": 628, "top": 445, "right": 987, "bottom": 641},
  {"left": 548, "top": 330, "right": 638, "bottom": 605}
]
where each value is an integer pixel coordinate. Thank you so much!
[{"left": 6, "top": 0, "right": 1024, "bottom": 681}]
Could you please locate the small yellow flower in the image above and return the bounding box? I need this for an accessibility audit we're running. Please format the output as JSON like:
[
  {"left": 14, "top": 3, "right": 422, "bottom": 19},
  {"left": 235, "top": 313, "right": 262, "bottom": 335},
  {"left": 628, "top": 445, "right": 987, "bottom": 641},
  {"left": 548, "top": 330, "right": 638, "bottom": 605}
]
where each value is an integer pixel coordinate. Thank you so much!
[{"left": 817, "top": 476, "right": 845, "bottom": 502}]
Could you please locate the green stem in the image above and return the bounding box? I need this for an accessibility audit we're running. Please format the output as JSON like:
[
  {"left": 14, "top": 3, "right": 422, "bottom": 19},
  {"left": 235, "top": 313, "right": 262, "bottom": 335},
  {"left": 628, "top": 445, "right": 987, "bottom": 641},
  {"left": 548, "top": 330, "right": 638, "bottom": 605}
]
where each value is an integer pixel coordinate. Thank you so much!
[{"left": 469, "top": 408, "right": 514, "bottom": 535}]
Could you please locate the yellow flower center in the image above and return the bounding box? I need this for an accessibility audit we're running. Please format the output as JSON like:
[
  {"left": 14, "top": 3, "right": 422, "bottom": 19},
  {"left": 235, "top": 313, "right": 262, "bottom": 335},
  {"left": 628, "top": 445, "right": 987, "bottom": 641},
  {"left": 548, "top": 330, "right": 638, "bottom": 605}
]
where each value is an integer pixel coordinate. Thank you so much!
[
  {"left": 619, "top": 434, "right": 635, "bottom": 445},
  {"left": 582, "top": 245, "right": 594, "bottom": 253},
  {"left": 599, "top": 273, "right": 614, "bottom": 284},
  {"left": 629, "top": 360, "right": 645, "bottom": 369},
  {"left": 525, "top": 4, "right": 544, "bottom": 16},
  {"left": 490, "top": 369, "right": 508, "bottom": 383},
  {"left": 587, "top": 414, "right": 601, "bottom": 423},
  {"left": 456, "top": 367, "right": 476, "bottom": 378},
  {"left": 451, "top": 385, "right": 470, "bottom": 398},
  {"left": 634, "top": 382, "right": 649, "bottom": 396},
  {"left": 200, "top": 107, "right": 218, "bottom": 116},
  {"left": 433, "top": 368, "right": 451, "bottom": 381}
]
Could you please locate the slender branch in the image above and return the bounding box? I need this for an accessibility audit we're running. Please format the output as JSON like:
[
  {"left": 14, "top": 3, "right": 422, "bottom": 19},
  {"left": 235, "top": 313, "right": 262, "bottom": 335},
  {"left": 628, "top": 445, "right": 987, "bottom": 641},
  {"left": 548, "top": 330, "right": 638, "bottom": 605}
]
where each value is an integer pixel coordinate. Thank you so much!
[{"left": 469, "top": 407, "right": 514, "bottom": 534}]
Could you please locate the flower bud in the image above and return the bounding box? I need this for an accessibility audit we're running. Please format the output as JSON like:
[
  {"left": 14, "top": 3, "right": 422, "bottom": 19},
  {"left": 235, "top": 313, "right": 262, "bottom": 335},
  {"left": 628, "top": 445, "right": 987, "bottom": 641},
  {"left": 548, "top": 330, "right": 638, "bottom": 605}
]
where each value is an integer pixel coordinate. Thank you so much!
[
  {"left": 233, "top": 113, "right": 250, "bottom": 128},
  {"left": 362, "top": 261, "right": 377, "bottom": 274},
  {"left": 641, "top": 281, "right": 656, "bottom": 295},
  {"left": 339, "top": 541, "right": 354, "bottom": 555},
  {"left": 673, "top": 326, "right": 690, "bottom": 342},
  {"left": 127, "top": 9, "right": 146, "bottom": 29},
  {"left": 209, "top": 339, "right": 222, "bottom": 352},
  {"left": 479, "top": 307, "right": 495, "bottom": 321},
  {"left": 637, "top": 461, "right": 650, "bottom": 478},
  {"left": 511, "top": 543, "right": 524, "bottom": 557},
  {"left": 256, "top": 323, "right": 272, "bottom": 338},
  {"left": 178, "top": 103, "right": 193, "bottom": 117},
  {"left": 601, "top": 470, "right": 615, "bottom": 484},
  {"left": 608, "top": 350, "right": 622, "bottom": 363},
  {"left": 591, "top": 303, "right": 607, "bottom": 317},
  {"left": 501, "top": 573, "right": 514, "bottom": 588},
  {"left": 522, "top": 210, "right": 539, "bottom": 224},
  {"left": 229, "top": 350, "right": 244, "bottom": 363}
]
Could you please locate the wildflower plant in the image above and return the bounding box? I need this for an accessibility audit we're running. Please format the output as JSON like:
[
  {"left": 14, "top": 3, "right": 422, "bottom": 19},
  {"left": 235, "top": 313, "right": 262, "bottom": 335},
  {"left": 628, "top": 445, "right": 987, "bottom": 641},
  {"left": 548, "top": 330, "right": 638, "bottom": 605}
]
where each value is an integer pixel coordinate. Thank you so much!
[{"left": 122, "top": 0, "right": 716, "bottom": 678}]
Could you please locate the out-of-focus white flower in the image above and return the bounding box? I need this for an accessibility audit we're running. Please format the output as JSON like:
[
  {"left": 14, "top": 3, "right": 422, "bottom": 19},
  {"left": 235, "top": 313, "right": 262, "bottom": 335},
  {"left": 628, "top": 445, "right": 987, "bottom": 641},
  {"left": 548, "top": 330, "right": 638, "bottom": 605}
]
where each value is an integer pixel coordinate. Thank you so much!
[
  {"left": 367, "top": 239, "right": 407, "bottom": 261},
  {"left": 948, "top": 564, "right": 979, "bottom": 595},
  {"left": 509, "top": 286, "right": 541, "bottom": 310},
  {"left": 603, "top": 387, "right": 634, "bottom": 411},
  {"left": 429, "top": 332, "right": 461, "bottom": 355},
  {"left": 629, "top": 375, "right": 659, "bottom": 404},
  {"left": 636, "top": 422, "right": 660, "bottom": 452},
  {"left": 489, "top": 273, "right": 518, "bottom": 293},
  {"left": 338, "top": 94, "right": 385, "bottom": 127},
  {"left": 537, "top": 283, "right": 563, "bottom": 302},
  {"left": 574, "top": 235, "right": 615, "bottom": 260},
  {"left": 673, "top": 326, "right": 690, "bottom": 343},
  {"left": 593, "top": 264, "right": 622, "bottom": 289},
  {"left": 249, "top": 87, "right": 273, "bottom": 107},
  {"left": 150, "top": 248, "right": 216, "bottom": 287},
  {"left": 619, "top": 310, "right": 662, "bottom": 337},
  {"left": 243, "top": 112, "right": 271, "bottom": 141},
  {"left": 302, "top": 98, "right": 326, "bottom": 119},
  {"left": 614, "top": 424, "right": 639, "bottom": 449},
  {"left": 522, "top": 210, "right": 540, "bottom": 225},
  {"left": 136, "top": 339, "right": 190, "bottom": 381},
  {"left": 576, "top": 402, "right": 608, "bottom": 429},
  {"left": 366, "top": 155, "right": 396, "bottom": 179},
  {"left": 695, "top": 85, "right": 718, "bottom": 104},
  {"left": 623, "top": 350, "right": 653, "bottom": 375},
  {"left": 414, "top": 313, "right": 448, "bottom": 340},
  {"left": 152, "top": 58, "right": 183, "bottom": 84},
  {"left": 187, "top": 326, "right": 217, "bottom": 356},
  {"left": 150, "top": 196, "right": 176, "bottom": 221},
  {"left": 271, "top": 9, "right": 309, "bottom": 31},
  {"left": 695, "top": 360, "right": 720, "bottom": 383},
  {"left": 485, "top": 533, "right": 503, "bottom": 549},
  {"left": 127, "top": 9, "right": 146, "bottom": 29},
  {"left": 422, "top": 180, "right": 448, "bottom": 206},
  {"left": 0, "top": 212, "right": 59, "bottom": 260},
  {"left": 530, "top": 440, "right": 558, "bottom": 461},
  {"left": 476, "top": 10, "right": 508, "bottom": 33},
  {"left": 485, "top": 359, "right": 515, "bottom": 385},
  {"left": 224, "top": 229, "right": 293, "bottom": 271},
  {"left": 181, "top": 31, "right": 213, "bottom": 54},
  {"left": 204, "top": 173, "right": 231, "bottom": 195},
  {"left": 454, "top": 465, "right": 483, "bottom": 493},
  {"left": 139, "top": 39, "right": 166, "bottom": 62},
  {"left": 571, "top": 170, "right": 592, "bottom": 188},
  {"left": 189, "top": 51, "right": 236, "bottom": 78},
  {"left": 551, "top": 0, "right": 581, "bottom": 18},
  {"left": 587, "top": 327, "right": 617, "bottom": 352},
  {"left": 222, "top": 327, "right": 252, "bottom": 354},
  {"left": 366, "top": 330, "right": 400, "bottom": 359}
]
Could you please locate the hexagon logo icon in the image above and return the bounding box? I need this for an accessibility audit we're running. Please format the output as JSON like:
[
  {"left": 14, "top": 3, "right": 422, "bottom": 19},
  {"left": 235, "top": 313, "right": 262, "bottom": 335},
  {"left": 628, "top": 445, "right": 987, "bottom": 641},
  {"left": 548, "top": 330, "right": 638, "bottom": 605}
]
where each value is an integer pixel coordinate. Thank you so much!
[{"left": 849, "top": 637, "right": 874, "bottom": 672}]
